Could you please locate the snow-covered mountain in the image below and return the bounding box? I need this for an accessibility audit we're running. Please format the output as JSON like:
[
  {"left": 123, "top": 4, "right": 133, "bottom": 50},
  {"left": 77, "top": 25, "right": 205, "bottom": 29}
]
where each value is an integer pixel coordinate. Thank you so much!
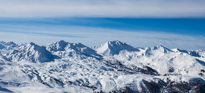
[
  {"left": 113, "top": 45, "right": 205, "bottom": 76},
  {"left": 172, "top": 48, "right": 204, "bottom": 57},
  {"left": 5, "top": 42, "right": 59, "bottom": 62},
  {"left": 0, "top": 41, "right": 17, "bottom": 50},
  {"left": 0, "top": 41, "right": 18, "bottom": 54},
  {"left": 92, "top": 40, "right": 139, "bottom": 56},
  {"left": 46, "top": 40, "right": 102, "bottom": 59},
  {"left": 0, "top": 40, "right": 205, "bottom": 93}
]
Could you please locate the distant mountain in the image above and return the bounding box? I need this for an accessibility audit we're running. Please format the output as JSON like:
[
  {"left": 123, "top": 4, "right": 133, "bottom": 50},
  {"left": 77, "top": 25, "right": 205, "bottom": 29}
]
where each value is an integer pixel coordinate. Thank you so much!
[
  {"left": 92, "top": 40, "right": 139, "bottom": 56},
  {"left": 0, "top": 41, "right": 18, "bottom": 54},
  {"left": 144, "top": 45, "right": 173, "bottom": 56},
  {"left": 5, "top": 42, "right": 58, "bottom": 62},
  {"left": 172, "top": 48, "right": 204, "bottom": 57},
  {"left": 46, "top": 40, "right": 102, "bottom": 59},
  {"left": 0, "top": 41, "right": 17, "bottom": 50}
]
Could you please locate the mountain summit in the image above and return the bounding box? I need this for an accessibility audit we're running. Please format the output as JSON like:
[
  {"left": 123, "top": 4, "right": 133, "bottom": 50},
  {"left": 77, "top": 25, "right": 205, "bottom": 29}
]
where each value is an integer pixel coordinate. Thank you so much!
[
  {"left": 46, "top": 40, "right": 102, "bottom": 59},
  {"left": 46, "top": 40, "right": 69, "bottom": 52},
  {"left": 92, "top": 40, "right": 139, "bottom": 56},
  {"left": 0, "top": 41, "right": 17, "bottom": 49},
  {"left": 0, "top": 41, "right": 18, "bottom": 54},
  {"left": 6, "top": 42, "right": 58, "bottom": 62}
]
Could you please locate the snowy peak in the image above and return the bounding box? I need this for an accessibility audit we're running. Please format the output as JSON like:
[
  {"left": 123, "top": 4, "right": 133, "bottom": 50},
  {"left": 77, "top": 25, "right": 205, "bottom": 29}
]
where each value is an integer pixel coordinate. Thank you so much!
[
  {"left": 188, "top": 50, "right": 201, "bottom": 57},
  {"left": 46, "top": 40, "right": 89, "bottom": 52},
  {"left": 93, "top": 40, "right": 139, "bottom": 56},
  {"left": 6, "top": 42, "right": 58, "bottom": 62},
  {"left": 0, "top": 41, "right": 17, "bottom": 48},
  {"left": 172, "top": 48, "right": 188, "bottom": 53},
  {"left": 46, "top": 40, "right": 102, "bottom": 59},
  {"left": 29, "top": 42, "right": 36, "bottom": 46},
  {"left": 0, "top": 41, "right": 17, "bottom": 50},
  {"left": 107, "top": 40, "right": 128, "bottom": 46},
  {"left": 172, "top": 48, "right": 203, "bottom": 57},
  {"left": 0, "top": 41, "right": 18, "bottom": 54},
  {"left": 142, "top": 45, "right": 173, "bottom": 56},
  {"left": 152, "top": 45, "right": 173, "bottom": 53},
  {"left": 46, "top": 40, "right": 69, "bottom": 51},
  {"left": 65, "top": 42, "right": 93, "bottom": 53}
]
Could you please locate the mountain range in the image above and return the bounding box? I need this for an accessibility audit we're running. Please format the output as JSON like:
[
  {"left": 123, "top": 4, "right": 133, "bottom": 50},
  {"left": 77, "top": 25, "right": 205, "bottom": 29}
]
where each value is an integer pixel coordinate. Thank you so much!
[{"left": 0, "top": 40, "right": 205, "bottom": 93}]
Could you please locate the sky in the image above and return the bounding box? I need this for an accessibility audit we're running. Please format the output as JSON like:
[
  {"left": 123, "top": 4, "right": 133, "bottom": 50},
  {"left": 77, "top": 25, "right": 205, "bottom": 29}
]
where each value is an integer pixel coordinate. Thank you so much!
[{"left": 0, "top": 0, "right": 205, "bottom": 50}]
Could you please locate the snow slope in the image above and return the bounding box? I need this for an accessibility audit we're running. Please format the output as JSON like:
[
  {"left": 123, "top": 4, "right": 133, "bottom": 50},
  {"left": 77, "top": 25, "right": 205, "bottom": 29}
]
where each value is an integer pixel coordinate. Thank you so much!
[{"left": 0, "top": 40, "right": 205, "bottom": 93}]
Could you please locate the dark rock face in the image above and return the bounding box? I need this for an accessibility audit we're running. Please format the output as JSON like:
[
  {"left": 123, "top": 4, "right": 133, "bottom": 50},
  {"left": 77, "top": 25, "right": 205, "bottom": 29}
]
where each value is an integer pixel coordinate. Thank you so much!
[
  {"left": 168, "top": 67, "right": 175, "bottom": 72},
  {"left": 143, "top": 80, "right": 163, "bottom": 93},
  {"left": 193, "top": 82, "right": 205, "bottom": 93},
  {"left": 201, "top": 69, "right": 205, "bottom": 73},
  {"left": 107, "top": 79, "right": 205, "bottom": 93},
  {"left": 143, "top": 79, "right": 205, "bottom": 93},
  {"left": 103, "top": 59, "right": 159, "bottom": 76}
]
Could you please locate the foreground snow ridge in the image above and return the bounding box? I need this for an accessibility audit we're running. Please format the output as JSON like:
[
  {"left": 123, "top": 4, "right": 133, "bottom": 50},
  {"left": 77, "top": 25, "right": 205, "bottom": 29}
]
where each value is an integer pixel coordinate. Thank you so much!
[{"left": 0, "top": 40, "right": 205, "bottom": 93}]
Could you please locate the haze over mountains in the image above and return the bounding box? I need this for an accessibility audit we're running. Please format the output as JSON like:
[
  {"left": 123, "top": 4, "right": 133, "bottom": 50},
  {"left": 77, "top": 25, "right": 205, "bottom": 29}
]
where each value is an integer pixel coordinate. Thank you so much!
[{"left": 0, "top": 40, "right": 205, "bottom": 93}]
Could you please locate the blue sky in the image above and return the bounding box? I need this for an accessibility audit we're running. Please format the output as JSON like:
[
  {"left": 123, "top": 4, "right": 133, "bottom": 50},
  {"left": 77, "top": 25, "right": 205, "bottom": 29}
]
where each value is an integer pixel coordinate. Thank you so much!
[{"left": 0, "top": 0, "right": 205, "bottom": 50}]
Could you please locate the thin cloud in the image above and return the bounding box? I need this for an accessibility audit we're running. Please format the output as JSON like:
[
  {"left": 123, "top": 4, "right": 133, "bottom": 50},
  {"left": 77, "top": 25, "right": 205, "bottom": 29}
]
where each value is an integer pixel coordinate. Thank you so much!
[
  {"left": 0, "top": 0, "right": 205, "bottom": 18},
  {"left": 0, "top": 25, "right": 205, "bottom": 50}
]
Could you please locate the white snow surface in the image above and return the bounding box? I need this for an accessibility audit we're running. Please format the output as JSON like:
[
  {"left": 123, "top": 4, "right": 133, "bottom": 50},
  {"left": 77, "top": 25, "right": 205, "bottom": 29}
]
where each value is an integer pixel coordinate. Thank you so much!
[{"left": 0, "top": 40, "right": 205, "bottom": 93}]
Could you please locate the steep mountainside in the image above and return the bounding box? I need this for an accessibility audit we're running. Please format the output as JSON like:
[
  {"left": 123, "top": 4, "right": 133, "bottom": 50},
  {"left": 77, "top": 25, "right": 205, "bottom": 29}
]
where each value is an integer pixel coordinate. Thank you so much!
[{"left": 0, "top": 40, "right": 205, "bottom": 93}]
